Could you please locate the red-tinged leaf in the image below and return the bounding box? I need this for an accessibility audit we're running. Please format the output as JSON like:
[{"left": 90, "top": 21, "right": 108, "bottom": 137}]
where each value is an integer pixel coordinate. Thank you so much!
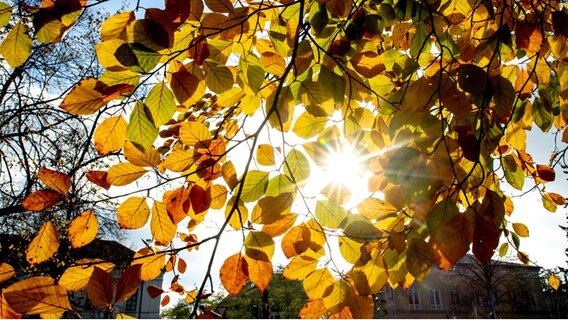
[
  {"left": 517, "top": 251, "right": 530, "bottom": 265},
  {"left": 146, "top": 285, "right": 164, "bottom": 298},
  {"left": 21, "top": 190, "right": 62, "bottom": 212},
  {"left": 456, "top": 128, "right": 480, "bottom": 162},
  {"left": 548, "top": 192, "right": 567, "bottom": 205},
  {"left": 188, "top": 35, "right": 209, "bottom": 65},
  {"left": 87, "top": 267, "right": 115, "bottom": 307},
  {"left": 161, "top": 294, "right": 170, "bottom": 307},
  {"left": 536, "top": 164, "right": 555, "bottom": 182},
  {"left": 37, "top": 167, "right": 71, "bottom": 195},
  {"left": 1, "top": 290, "right": 21, "bottom": 319},
  {"left": 115, "top": 265, "right": 142, "bottom": 302},
  {"left": 4, "top": 276, "right": 71, "bottom": 315},
  {"left": 515, "top": 22, "right": 542, "bottom": 53},
  {"left": 177, "top": 258, "right": 187, "bottom": 274},
  {"left": 220, "top": 253, "right": 249, "bottom": 296},
  {"left": 190, "top": 184, "right": 211, "bottom": 214},
  {"left": 473, "top": 211, "right": 500, "bottom": 264},
  {"left": 86, "top": 170, "right": 111, "bottom": 189}
]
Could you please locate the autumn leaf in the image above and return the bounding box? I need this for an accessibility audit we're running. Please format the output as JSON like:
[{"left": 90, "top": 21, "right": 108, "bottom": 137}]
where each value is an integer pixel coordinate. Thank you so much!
[
  {"left": 93, "top": 116, "right": 128, "bottom": 155},
  {"left": 86, "top": 171, "right": 111, "bottom": 190},
  {"left": 4, "top": 276, "right": 71, "bottom": 315},
  {"left": 220, "top": 253, "right": 249, "bottom": 296},
  {"left": 146, "top": 285, "right": 164, "bottom": 298},
  {"left": 243, "top": 249, "right": 272, "bottom": 293},
  {"left": 0, "top": 22, "right": 31, "bottom": 68},
  {"left": 107, "top": 162, "right": 148, "bottom": 186},
  {"left": 68, "top": 209, "right": 98, "bottom": 248},
  {"left": 549, "top": 274, "right": 561, "bottom": 290},
  {"left": 59, "top": 260, "right": 115, "bottom": 292},
  {"left": 115, "top": 265, "right": 142, "bottom": 302},
  {"left": 132, "top": 248, "right": 166, "bottom": 281},
  {"left": 26, "top": 221, "right": 59, "bottom": 266},
  {"left": 151, "top": 200, "right": 176, "bottom": 246},
  {"left": 0, "top": 263, "right": 15, "bottom": 284},
  {"left": 37, "top": 167, "right": 71, "bottom": 195},
  {"left": 87, "top": 267, "right": 115, "bottom": 307},
  {"left": 117, "top": 196, "right": 151, "bottom": 229},
  {"left": 21, "top": 190, "right": 62, "bottom": 212}
]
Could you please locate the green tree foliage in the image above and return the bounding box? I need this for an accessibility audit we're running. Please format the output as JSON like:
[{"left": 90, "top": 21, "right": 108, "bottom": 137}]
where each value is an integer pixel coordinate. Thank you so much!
[{"left": 1, "top": 0, "right": 568, "bottom": 318}]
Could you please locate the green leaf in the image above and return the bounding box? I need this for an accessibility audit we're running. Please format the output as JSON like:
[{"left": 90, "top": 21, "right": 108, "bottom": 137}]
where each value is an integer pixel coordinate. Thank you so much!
[
  {"left": 502, "top": 154, "right": 525, "bottom": 191},
  {"left": 533, "top": 88, "right": 554, "bottom": 133},
  {"left": 384, "top": 147, "right": 421, "bottom": 184},
  {"left": 240, "top": 170, "right": 269, "bottom": 203},
  {"left": 115, "top": 43, "right": 161, "bottom": 73},
  {"left": 498, "top": 242, "right": 509, "bottom": 257},
  {"left": 265, "top": 174, "right": 296, "bottom": 197},
  {"left": 145, "top": 82, "right": 176, "bottom": 126},
  {"left": 244, "top": 231, "right": 275, "bottom": 259},
  {"left": 251, "top": 193, "right": 294, "bottom": 225},
  {"left": 237, "top": 53, "right": 264, "bottom": 94},
  {"left": 126, "top": 101, "right": 158, "bottom": 149},
  {"left": 292, "top": 112, "right": 328, "bottom": 139},
  {"left": 204, "top": 60, "right": 233, "bottom": 94},
  {"left": 343, "top": 215, "right": 381, "bottom": 242},
  {"left": 317, "top": 67, "right": 345, "bottom": 104},
  {"left": 284, "top": 149, "right": 310, "bottom": 187},
  {"left": 0, "top": 22, "right": 31, "bottom": 68},
  {"left": 406, "top": 238, "right": 434, "bottom": 281},
  {"left": 315, "top": 200, "right": 348, "bottom": 230},
  {"left": 300, "top": 81, "right": 334, "bottom": 116}
]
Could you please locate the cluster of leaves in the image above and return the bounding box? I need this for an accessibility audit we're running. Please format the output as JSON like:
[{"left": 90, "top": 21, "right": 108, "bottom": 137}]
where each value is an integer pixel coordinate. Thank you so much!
[{"left": 1, "top": 0, "right": 568, "bottom": 318}]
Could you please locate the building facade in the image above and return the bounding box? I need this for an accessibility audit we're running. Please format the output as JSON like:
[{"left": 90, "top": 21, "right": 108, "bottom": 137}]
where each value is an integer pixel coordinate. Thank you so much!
[{"left": 375, "top": 255, "right": 550, "bottom": 318}]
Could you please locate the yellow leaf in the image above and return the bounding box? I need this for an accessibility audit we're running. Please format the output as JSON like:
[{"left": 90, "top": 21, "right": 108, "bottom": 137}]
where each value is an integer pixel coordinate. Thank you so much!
[
  {"left": 68, "top": 209, "right": 98, "bottom": 248},
  {"left": 107, "top": 162, "right": 147, "bottom": 186},
  {"left": 4, "top": 276, "right": 71, "bottom": 315},
  {"left": 292, "top": 112, "right": 328, "bottom": 139},
  {"left": 21, "top": 189, "right": 62, "bottom": 212},
  {"left": 59, "top": 260, "right": 115, "bottom": 292},
  {"left": 145, "top": 81, "right": 176, "bottom": 127},
  {"left": 0, "top": 3, "right": 12, "bottom": 30},
  {"left": 225, "top": 196, "right": 248, "bottom": 230},
  {"left": 210, "top": 184, "right": 228, "bottom": 210},
  {"left": 506, "top": 122, "right": 527, "bottom": 151},
  {"left": 282, "top": 256, "right": 318, "bottom": 281},
  {"left": 96, "top": 39, "right": 129, "bottom": 71},
  {"left": 549, "top": 274, "right": 561, "bottom": 290},
  {"left": 262, "top": 213, "right": 297, "bottom": 237},
  {"left": 117, "top": 196, "right": 150, "bottom": 229},
  {"left": 0, "top": 22, "right": 31, "bottom": 68},
  {"left": 220, "top": 253, "right": 249, "bottom": 296},
  {"left": 322, "top": 279, "right": 350, "bottom": 314},
  {"left": 37, "top": 167, "right": 71, "bottom": 195},
  {"left": 0, "top": 263, "right": 15, "bottom": 284},
  {"left": 240, "top": 170, "right": 269, "bottom": 203},
  {"left": 217, "top": 87, "right": 246, "bottom": 107},
  {"left": 151, "top": 201, "right": 176, "bottom": 246},
  {"left": 116, "top": 313, "right": 136, "bottom": 319},
  {"left": 244, "top": 231, "right": 275, "bottom": 259},
  {"left": 101, "top": 11, "right": 134, "bottom": 41},
  {"left": 251, "top": 193, "right": 294, "bottom": 225},
  {"left": 179, "top": 121, "right": 211, "bottom": 148},
  {"left": 132, "top": 248, "right": 166, "bottom": 281},
  {"left": 123, "top": 141, "right": 161, "bottom": 167},
  {"left": 303, "top": 268, "right": 334, "bottom": 299},
  {"left": 244, "top": 249, "right": 273, "bottom": 293},
  {"left": 357, "top": 198, "right": 398, "bottom": 220},
  {"left": 94, "top": 116, "right": 127, "bottom": 155},
  {"left": 256, "top": 144, "right": 275, "bottom": 166},
  {"left": 26, "top": 221, "right": 59, "bottom": 266},
  {"left": 163, "top": 149, "right": 195, "bottom": 172},
  {"left": 512, "top": 222, "right": 529, "bottom": 237},
  {"left": 59, "top": 79, "right": 105, "bottom": 115}
]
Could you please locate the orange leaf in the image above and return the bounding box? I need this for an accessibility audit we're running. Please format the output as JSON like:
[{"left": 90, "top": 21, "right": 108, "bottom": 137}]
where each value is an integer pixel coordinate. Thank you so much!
[
  {"left": 146, "top": 285, "right": 164, "bottom": 298},
  {"left": 21, "top": 190, "right": 62, "bottom": 212},
  {"left": 4, "top": 276, "right": 71, "bottom": 315},
  {"left": 58, "top": 259, "right": 115, "bottom": 292},
  {"left": 68, "top": 209, "right": 98, "bottom": 248},
  {"left": 115, "top": 265, "right": 142, "bottom": 302},
  {"left": 93, "top": 116, "right": 128, "bottom": 156},
  {"left": 515, "top": 22, "right": 542, "bottom": 53},
  {"left": 132, "top": 248, "right": 166, "bottom": 281},
  {"left": 219, "top": 253, "right": 249, "bottom": 296},
  {"left": 244, "top": 249, "right": 272, "bottom": 293},
  {"left": 86, "top": 170, "right": 111, "bottom": 190},
  {"left": 177, "top": 258, "right": 187, "bottom": 274},
  {"left": 161, "top": 294, "right": 170, "bottom": 307},
  {"left": 548, "top": 192, "right": 567, "bottom": 205},
  {"left": 262, "top": 213, "right": 297, "bottom": 237},
  {"left": 549, "top": 274, "right": 561, "bottom": 290},
  {"left": 350, "top": 51, "right": 385, "bottom": 78},
  {"left": 1, "top": 290, "right": 21, "bottom": 319},
  {"left": 299, "top": 299, "right": 326, "bottom": 319},
  {"left": 87, "top": 267, "right": 115, "bottom": 307},
  {"left": 26, "top": 221, "right": 59, "bottom": 266},
  {"left": 0, "top": 263, "right": 15, "bottom": 284},
  {"left": 37, "top": 167, "right": 71, "bottom": 195},
  {"left": 165, "top": 187, "right": 190, "bottom": 224}
]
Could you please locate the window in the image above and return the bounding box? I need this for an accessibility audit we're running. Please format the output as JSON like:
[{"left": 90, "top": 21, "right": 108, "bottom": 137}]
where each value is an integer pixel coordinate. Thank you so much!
[
  {"left": 125, "top": 290, "right": 138, "bottom": 312},
  {"left": 429, "top": 288, "right": 442, "bottom": 310},
  {"left": 449, "top": 287, "right": 461, "bottom": 306},
  {"left": 408, "top": 286, "right": 421, "bottom": 310}
]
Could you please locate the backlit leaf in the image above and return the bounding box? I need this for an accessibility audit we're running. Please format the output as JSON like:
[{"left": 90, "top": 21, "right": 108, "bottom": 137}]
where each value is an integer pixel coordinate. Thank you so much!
[
  {"left": 0, "top": 3, "right": 12, "bottom": 30},
  {"left": 262, "top": 213, "right": 297, "bottom": 237},
  {"left": 225, "top": 196, "right": 248, "bottom": 230},
  {"left": 151, "top": 201, "right": 176, "bottom": 246},
  {"left": 68, "top": 209, "right": 98, "bottom": 248},
  {"left": 292, "top": 112, "right": 328, "bottom": 139},
  {"left": 512, "top": 222, "right": 529, "bottom": 237},
  {"left": 132, "top": 248, "right": 166, "bottom": 281},
  {"left": 59, "top": 260, "right": 115, "bottom": 292},
  {"left": 220, "top": 253, "right": 249, "bottom": 297},
  {"left": 117, "top": 196, "right": 150, "bottom": 229},
  {"left": 101, "top": 11, "right": 134, "bottom": 41},
  {"left": 256, "top": 144, "right": 275, "bottom": 166},
  {"left": 549, "top": 274, "right": 561, "bottom": 290},
  {"left": 498, "top": 243, "right": 509, "bottom": 257},
  {"left": 115, "top": 265, "right": 141, "bottom": 302},
  {"left": 284, "top": 149, "right": 310, "bottom": 187},
  {"left": 283, "top": 256, "right": 318, "bottom": 281},
  {"left": 163, "top": 150, "right": 195, "bottom": 172},
  {"left": 315, "top": 200, "right": 347, "bottom": 230},
  {"left": 21, "top": 190, "right": 62, "bottom": 212},
  {"left": 26, "top": 221, "right": 59, "bottom": 266},
  {"left": 179, "top": 121, "right": 211, "bottom": 148},
  {"left": 251, "top": 193, "right": 294, "bottom": 225},
  {"left": 243, "top": 249, "right": 272, "bottom": 293},
  {"left": 303, "top": 268, "right": 334, "bottom": 299},
  {"left": 107, "top": 162, "right": 147, "bottom": 186},
  {"left": 244, "top": 231, "right": 275, "bottom": 259},
  {"left": 94, "top": 116, "right": 127, "bottom": 155},
  {"left": 240, "top": 170, "right": 269, "bottom": 203},
  {"left": 0, "top": 22, "right": 31, "bottom": 68},
  {"left": 87, "top": 267, "right": 114, "bottom": 307},
  {"left": 145, "top": 82, "right": 176, "bottom": 127},
  {"left": 37, "top": 167, "right": 71, "bottom": 195},
  {"left": 126, "top": 101, "right": 158, "bottom": 149},
  {"left": 123, "top": 141, "right": 161, "bottom": 167},
  {"left": 0, "top": 263, "right": 15, "bottom": 284},
  {"left": 4, "top": 276, "right": 71, "bottom": 315},
  {"left": 86, "top": 171, "right": 111, "bottom": 190}
]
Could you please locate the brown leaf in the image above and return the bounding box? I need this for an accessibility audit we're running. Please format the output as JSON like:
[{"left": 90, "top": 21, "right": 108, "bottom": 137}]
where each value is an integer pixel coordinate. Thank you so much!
[
  {"left": 21, "top": 190, "right": 62, "bottom": 212},
  {"left": 515, "top": 22, "right": 542, "bottom": 53},
  {"left": 536, "top": 164, "right": 555, "bottom": 182},
  {"left": 86, "top": 170, "right": 111, "bottom": 190},
  {"left": 190, "top": 184, "right": 211, "bottom": 214},
  {"left": 87, "top": 267, "right": 115, "bottom": 307},
  {"left": 146, "top": 285, "right": 164, "bottom": 298},
  {"left": 115, "top": 265, "right": 142, "bottom": 302}
]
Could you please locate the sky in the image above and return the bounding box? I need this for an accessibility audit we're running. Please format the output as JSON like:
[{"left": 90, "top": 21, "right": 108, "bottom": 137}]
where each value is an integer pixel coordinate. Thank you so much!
[{"left": 98, "top": 0, "right": 568, "bottom": 302}]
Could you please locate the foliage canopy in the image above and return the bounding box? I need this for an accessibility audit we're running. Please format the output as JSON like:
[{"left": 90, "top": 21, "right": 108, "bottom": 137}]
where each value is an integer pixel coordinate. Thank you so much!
[{"left": 1, "top": 0, "right": 568, "bottom": 318}]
